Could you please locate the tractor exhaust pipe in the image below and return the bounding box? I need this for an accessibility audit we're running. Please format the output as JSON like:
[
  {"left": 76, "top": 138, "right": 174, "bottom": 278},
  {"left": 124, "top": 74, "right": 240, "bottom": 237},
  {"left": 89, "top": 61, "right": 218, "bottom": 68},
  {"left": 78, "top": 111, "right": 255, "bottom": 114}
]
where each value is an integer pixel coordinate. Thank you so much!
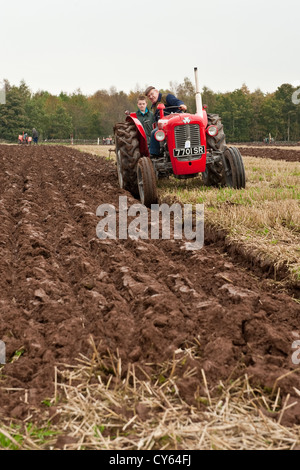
[{"left": 194, "top": 67, "right": 203, "bottom": 118}]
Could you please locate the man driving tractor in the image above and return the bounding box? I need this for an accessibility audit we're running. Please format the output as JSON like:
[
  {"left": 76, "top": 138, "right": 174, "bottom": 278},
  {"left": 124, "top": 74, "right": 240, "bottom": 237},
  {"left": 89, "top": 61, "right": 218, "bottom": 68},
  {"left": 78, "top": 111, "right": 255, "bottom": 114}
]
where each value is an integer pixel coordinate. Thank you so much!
[{"left": 145, "top": 86, "right": 187, "bottom": 157}]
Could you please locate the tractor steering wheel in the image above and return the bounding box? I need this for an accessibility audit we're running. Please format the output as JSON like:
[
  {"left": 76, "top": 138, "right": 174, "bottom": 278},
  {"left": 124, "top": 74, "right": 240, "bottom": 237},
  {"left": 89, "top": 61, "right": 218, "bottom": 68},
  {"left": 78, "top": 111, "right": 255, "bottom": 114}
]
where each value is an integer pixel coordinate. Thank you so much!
[{"left": 163, "top": 106, "right": 186, "bottom": 114}]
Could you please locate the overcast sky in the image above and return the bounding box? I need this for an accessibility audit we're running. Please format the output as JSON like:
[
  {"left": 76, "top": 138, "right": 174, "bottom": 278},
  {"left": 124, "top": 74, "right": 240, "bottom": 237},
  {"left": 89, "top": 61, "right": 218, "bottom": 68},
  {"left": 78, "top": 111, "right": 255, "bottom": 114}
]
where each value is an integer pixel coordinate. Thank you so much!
[{"left": 1, "top": 0, "right": 299, "bottom": 96}]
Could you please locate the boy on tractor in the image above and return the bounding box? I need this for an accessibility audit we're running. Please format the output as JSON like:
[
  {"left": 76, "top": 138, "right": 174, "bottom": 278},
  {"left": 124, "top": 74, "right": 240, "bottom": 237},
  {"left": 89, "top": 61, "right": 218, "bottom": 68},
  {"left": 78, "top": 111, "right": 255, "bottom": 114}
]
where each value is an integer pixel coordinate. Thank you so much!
[{"left": 135, "top": 94, "right": 155, "bottom": 147}]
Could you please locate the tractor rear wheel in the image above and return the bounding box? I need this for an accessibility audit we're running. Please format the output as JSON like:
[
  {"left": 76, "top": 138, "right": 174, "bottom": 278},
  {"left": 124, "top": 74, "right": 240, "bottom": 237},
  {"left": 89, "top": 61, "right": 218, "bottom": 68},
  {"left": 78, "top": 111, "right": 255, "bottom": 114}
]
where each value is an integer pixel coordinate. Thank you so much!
[
  {"left": 206, "top": 114, "right": 226, "bottom": 152},
  {"left": 137, "top": 157, "right": 158, "bottom": 207},
  {"left": 114, "top": 121, "right": 141, "bottom": 196},
  {"left": 222, "top": 146, "right": 246, "bottom": 189}
]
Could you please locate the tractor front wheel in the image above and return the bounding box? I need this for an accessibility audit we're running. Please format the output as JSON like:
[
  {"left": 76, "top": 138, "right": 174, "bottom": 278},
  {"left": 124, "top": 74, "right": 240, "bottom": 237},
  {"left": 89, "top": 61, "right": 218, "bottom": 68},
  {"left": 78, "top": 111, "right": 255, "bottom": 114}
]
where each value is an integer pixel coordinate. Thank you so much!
[
  {"left": 202, "top": 147, "right": 246, "bottom": 189},
  {"left": 137, "top": 157, "right": 158, "bottom": 207},
  {"left": 222, "top": 147, "right": 246, "bottom": 189},
  {"left": 202, "top": 160, "right": 224, "bottom": 187}
]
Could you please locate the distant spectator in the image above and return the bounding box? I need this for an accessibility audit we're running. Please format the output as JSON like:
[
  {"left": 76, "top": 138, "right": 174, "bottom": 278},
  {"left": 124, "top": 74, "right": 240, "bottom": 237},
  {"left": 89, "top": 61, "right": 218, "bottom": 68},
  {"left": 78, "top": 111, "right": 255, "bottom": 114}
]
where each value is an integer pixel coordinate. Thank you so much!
[{"left": 32, "top": 128, "right": 39, "bottom": 144}]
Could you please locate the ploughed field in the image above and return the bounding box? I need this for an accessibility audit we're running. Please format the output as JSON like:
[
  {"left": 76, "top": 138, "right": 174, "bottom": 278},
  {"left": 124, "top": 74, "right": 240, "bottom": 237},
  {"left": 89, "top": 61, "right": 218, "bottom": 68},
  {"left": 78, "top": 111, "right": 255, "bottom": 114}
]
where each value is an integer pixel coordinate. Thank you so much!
[
  {"left": 0, "top": 144, "right": 299, "bottom": 426},
  {"left": 235, "top": 145, "right": 300, "bottom": 162}
]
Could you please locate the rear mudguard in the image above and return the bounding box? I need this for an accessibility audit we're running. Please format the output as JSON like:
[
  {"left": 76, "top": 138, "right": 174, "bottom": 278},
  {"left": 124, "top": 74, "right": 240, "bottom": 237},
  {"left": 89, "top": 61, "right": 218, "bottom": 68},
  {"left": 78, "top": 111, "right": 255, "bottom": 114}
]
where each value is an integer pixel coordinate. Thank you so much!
[{"left": 126, "top": 113, "right": 150, "bottom": 157}]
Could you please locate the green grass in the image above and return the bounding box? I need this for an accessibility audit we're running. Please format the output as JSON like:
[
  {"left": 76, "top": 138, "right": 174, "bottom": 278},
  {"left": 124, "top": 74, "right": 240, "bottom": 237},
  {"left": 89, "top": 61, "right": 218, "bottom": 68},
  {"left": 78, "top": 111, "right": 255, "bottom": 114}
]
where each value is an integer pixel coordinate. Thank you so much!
[{"left": 0, "top": 423, "right": 59, "bottom": 450}]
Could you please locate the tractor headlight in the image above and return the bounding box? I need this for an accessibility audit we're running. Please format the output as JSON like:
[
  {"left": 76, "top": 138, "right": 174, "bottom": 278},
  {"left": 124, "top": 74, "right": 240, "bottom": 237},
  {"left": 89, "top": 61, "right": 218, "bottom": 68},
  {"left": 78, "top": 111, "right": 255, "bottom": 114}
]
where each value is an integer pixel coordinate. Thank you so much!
[
  {"left": 154, "top": 130, "right": 166, "bottom": 141},
  {"left": 206, "top": 125, "right": 218, "bottom": 136}
]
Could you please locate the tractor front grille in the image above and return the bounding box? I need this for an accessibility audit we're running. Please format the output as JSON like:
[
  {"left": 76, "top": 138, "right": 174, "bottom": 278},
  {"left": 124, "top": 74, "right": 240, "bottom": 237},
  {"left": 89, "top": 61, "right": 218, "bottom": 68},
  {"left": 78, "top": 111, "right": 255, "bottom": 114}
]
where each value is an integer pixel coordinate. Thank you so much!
[{"left": 174, "top": 124, "right": 201, "bottom": 148}]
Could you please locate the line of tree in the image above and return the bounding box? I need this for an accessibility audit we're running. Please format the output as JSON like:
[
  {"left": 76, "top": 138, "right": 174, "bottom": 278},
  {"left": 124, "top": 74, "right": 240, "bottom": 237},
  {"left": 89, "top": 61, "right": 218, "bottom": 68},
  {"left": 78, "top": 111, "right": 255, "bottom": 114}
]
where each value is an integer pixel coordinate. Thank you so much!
[{"left": 0, "top": 79, "right": 299, "bottom": 142}]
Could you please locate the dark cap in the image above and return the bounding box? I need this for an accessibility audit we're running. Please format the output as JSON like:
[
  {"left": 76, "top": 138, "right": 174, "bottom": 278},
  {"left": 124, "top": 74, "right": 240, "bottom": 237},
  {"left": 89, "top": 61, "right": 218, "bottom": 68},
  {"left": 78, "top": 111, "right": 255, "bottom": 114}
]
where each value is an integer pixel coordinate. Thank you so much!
[{"left": 145, "top": 86, "right": 155, "bottom": 96}]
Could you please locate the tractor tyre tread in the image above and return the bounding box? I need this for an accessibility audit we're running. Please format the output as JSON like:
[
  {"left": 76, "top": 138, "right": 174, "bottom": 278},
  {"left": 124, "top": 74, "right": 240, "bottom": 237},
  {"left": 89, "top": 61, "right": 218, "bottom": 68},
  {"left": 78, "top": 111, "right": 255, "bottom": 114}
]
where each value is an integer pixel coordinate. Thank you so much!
[
  {"left": 114, "top": 121, "right": 141, "bottom": 196},
  {"left": 223, "top": 146, "right": 246, "bottom": 189},
  {"left": 206, "top": 113, "right": 226, "bottom": 152},
  {"left": 137, "top": 157, "right": 158, "bottom": 207}
]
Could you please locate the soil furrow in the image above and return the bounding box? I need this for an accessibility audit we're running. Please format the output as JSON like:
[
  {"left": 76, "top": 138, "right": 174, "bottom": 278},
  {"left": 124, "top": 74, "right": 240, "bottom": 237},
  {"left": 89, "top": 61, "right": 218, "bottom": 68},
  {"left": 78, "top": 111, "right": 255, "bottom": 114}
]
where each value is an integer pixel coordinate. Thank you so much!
[{"left": 0, "top": 145, "right": 299, "bottom": 425}]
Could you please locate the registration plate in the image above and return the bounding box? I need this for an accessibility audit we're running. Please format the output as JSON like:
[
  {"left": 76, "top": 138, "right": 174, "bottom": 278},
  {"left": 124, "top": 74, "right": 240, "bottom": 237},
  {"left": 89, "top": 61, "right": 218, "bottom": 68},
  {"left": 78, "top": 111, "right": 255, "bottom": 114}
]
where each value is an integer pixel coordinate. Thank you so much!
[{"left": 173, "top": 146, "right": 205, "bottom": 157}]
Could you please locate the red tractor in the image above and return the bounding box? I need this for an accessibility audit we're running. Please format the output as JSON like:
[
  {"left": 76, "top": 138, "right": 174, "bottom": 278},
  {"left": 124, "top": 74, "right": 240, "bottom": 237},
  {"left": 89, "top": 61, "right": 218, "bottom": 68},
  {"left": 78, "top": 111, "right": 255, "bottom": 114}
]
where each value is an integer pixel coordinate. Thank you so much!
[{"left": 114, "top": 68, "right": 246, "bottom": 207}]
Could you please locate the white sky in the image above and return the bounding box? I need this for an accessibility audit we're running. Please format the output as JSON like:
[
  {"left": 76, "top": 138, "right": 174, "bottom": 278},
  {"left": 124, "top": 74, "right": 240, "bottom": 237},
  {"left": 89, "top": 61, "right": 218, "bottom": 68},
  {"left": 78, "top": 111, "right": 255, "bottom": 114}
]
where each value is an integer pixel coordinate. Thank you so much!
[{"left": 1, "top": 0, "right": 300, "bottom": 96}]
